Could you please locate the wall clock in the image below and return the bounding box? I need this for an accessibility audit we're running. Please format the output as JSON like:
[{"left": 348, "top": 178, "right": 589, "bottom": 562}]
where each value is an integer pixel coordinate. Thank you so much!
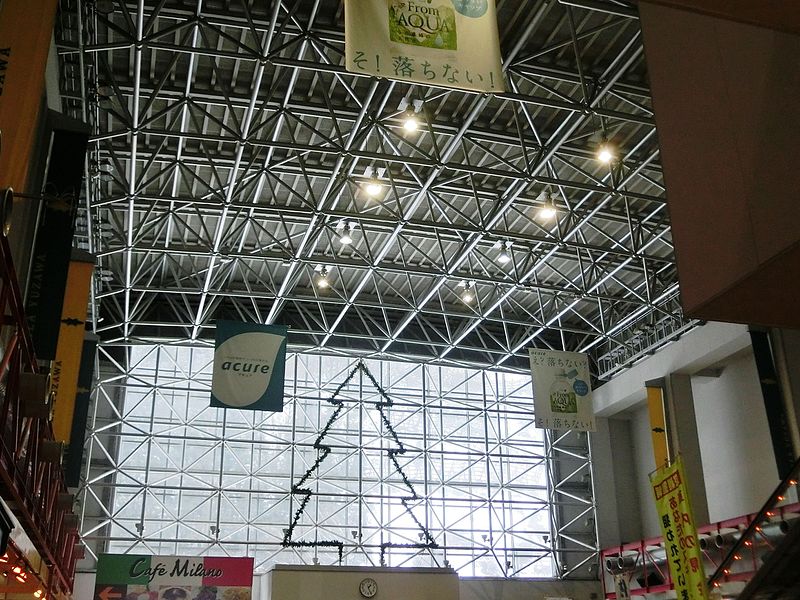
[{"left": 359, "top": 577, "right": 378, "bottom": 598}]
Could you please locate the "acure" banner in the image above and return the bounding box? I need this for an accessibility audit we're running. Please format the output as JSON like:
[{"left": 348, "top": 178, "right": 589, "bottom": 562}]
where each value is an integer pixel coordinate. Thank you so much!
[{"left": 211, "top": 320, "right": 288, "bottom": 412}]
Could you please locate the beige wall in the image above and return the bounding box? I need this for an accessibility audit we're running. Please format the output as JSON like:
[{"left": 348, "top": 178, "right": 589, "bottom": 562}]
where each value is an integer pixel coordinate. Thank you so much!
[
  {"left": 692, "top": 350, "right": 780, "bottom": 522},
  {"left": 267, "top": 565, "right": 459, "bottom": 600},
  {"left": 459, "top": 578, "right": 601, "bottom": 600}
]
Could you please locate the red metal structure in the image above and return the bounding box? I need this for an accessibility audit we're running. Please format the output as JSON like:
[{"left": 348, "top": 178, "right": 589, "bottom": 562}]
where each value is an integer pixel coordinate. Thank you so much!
[
  {"left": 601, "top": 501, "right": 800, "bottom": 598},
  {"left": 0, "top": 233, "right": 79, "bottom": 596}
]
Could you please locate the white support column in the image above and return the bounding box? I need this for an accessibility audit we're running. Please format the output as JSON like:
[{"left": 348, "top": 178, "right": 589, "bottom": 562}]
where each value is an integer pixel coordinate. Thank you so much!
[{"left": 666, "top": 373, "right": 709, "bottom": 526}]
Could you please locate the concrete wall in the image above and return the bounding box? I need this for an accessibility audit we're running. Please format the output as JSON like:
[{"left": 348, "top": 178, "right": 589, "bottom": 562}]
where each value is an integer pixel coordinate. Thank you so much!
[
  {"left": 591, "top": 418, "right": 622, "bottom": 548},
  {"left": 268, "top": 566, "right": 459, "bottom": 600},
  {"left": 639, "top": 1, "right": 800, "bottom": 329},
  {"left": 607, "top": 418, "right": 644, "bottom": 544},
  {"left": 459, "top": 578, "right": 601, "bottom": 600},
  {"left": 593, "top": 325, "right": 791, "bottom": 549},
  {"left": 592, "top": 417, "right": 647, "bottom": 546},
  {"left": 73, "top": 571, "right": 95, "bottom": 599},
  {"left": 628, "top": 404, "right": 660, "bottom": 539},
  {"left": 692, "top": 350, "right": 780, "bottom": 522},
  {"left": 77, "top": 569, "right": 602, "bottom": 600}
]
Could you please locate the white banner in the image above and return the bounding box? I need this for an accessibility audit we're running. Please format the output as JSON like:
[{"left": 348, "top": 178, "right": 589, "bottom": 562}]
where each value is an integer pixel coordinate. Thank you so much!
[
  {"left": 345, "top": 0, "right": 504, "bottom": 93},
  {"left": 529, "top": 349, "right": 595, "bottom": 431}
]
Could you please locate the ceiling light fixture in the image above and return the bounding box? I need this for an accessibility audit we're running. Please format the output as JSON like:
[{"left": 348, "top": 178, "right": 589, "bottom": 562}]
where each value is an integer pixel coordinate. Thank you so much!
[
  {"left": 497, "top": 241, "right": 511, "bottom": 265},
  {"left": 597, "top": 137, "right": 614, "bottom": 164},
  {"left": 315, "top": 266, "right": 330, "bottom": 289},
  {"left": 336, "top": 220, "right": 356, "bottom": 245},
  {"left": 399, "top": 98, "right": 424, "bottom": 133},
  {"left": 362, "top": 167, "right": 386, "bottom": 197},
  {"left": 537, "top": 190, "right": 558, "bottom": 220},
  {"left": 459, "top": 280, "right": 475, "bottom": 304}
]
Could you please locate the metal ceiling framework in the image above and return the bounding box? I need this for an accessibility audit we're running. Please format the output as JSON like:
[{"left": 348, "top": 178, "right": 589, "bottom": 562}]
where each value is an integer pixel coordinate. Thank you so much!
[{"left": 55, "top": 0, "right": 693, "bottom": 379}]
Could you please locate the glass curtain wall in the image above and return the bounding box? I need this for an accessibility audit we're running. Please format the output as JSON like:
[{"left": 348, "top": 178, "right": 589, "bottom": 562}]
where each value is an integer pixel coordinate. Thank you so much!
[{"left": 82, "top": 345, "right": 571, "bottom": 577}]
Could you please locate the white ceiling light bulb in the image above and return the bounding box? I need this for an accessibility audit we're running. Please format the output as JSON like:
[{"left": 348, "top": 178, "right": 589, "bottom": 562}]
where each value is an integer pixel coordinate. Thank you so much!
[
  {"left": 539, "top": 192, "right": 557, "bottom": 220},
  {"left": 459, "top": 280, "right": 475, "bottom": 304},
  {"left": 498, "top": 242, "right": 511, "bottom": 265},
  {"left": 316, "top": 267, "right": 330, "bottom": 289},
  {"left": 365, "top": 179, "right": 383, "bottom": 197},
  {"left": 399, "top": 99, "right": 423, "bottom": 133},
  {"left": 403, "top": 110, "right": 420, "bottom": 132},
  {"left": 337, "top": 221, "right": 355, "bottom": 245},
  {"left": 597, "top": 138, "right": 614, "bottom": 164}
]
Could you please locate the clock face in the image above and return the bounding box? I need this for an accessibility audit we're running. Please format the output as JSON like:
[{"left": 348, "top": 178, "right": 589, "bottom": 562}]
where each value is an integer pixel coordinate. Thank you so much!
[{"left": 359, "top": 577, "right": 378, "bottom": 598}]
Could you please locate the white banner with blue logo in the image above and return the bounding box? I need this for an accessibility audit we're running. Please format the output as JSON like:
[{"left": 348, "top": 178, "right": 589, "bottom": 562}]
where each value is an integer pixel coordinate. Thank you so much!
[
  {"left": 345, "top": 0, "right": 504, "bottom": 93},
  {"left": 211, "top": 320, "right": 288, "bottom": 412},
  {"left": 529, "top": 349, "right": 595, "bottom": 431}
]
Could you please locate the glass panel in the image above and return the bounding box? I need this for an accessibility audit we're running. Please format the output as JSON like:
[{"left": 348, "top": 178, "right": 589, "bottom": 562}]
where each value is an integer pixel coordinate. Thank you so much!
[{"left": 82, "top": 346, "right": 588, "bottom": 577}]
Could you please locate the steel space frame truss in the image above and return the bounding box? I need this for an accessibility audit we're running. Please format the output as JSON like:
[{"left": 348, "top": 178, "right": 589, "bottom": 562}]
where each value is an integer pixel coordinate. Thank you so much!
[
  {"left": 78, "top": 347, "right": 597, "bottom": 578},
  {"left": 54, "top": 0, "right": 690, "bottom": 379}
]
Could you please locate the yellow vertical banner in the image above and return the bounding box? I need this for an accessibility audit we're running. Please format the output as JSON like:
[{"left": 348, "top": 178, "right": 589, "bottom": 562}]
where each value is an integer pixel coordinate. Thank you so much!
[
  {"left": 51, "top": 250, "right": 94, "bottom": 443},
  {"left": 647, "top": 384, "right": 671, "bottom": 469},
  {"left": 650, "top": 456, "right": 709, "bottom": 600},
  {"left": 0, "top": 0, "right": 59, "bottom": 190}
]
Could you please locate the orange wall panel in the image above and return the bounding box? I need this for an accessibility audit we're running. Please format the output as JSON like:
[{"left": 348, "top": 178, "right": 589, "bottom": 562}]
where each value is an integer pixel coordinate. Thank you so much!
[
  {"left": 0, "top": 0, "right": 59, "bottom": 191},
  {"left": 639, "top": 2, "right": 800, "bottom": 327}
]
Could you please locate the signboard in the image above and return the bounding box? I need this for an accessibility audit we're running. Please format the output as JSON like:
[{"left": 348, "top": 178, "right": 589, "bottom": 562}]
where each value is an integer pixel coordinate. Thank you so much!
[
  {"left": 650, "top": 457, "right": 709, "bottom": 600},
  {"left": 345, "top": 0, "right": 504, "bottom": 93},
  {"left": 25, "top": 115, "right": 90, "bottom": 360},
  {"left": 95, "top": 554, "right": 254, "bottom": 600},
  {"left": 65, "top": 333, "right": 99, "bottom": 487},
  {"left": 211, "top": 320, "right": 288, "bottom": 412},
  {"left": 0, "top": 0, "right": 58, "bottom": 192},
  {"left": 52, "top": 250, "right": 95, "bottom": 443},
  {"left": 529, "top": 349, "right": 595, "bottom": 431}
]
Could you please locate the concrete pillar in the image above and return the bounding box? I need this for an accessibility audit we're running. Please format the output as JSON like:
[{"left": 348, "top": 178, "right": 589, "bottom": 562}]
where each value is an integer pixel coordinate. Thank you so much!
[
  {"left": 590, "top": 417, "right": 622, "bottom": 548},
  {"left": 666, "top": 373, "right": 710, "bottom": 526}
]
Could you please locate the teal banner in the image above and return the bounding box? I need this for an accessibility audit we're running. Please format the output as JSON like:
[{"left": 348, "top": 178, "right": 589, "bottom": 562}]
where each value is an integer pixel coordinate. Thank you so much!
[{"left": 211, "top": 321, "right": 287, "bottom": 412}]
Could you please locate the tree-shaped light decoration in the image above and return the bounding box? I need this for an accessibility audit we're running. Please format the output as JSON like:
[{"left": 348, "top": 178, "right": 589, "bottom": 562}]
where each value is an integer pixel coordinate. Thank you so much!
[{"left": 282, "top": 361, "right": 438, "bottom": 565}]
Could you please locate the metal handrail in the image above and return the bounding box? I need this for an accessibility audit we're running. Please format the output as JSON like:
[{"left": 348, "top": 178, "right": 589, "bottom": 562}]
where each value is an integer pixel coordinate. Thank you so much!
[{"left": 707, "top": 454, "right": 800, "bottom": 590}]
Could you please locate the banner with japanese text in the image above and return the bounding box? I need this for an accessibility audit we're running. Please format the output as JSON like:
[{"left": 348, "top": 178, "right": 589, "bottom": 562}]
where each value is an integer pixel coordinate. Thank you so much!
[
  {"left": 95, "top": 554, "right": 254, "bottom": 600},
  {"left": 529, "top": 349, "right": 595, "bottom": 431},
  {"left": 650, "top": 457, "right": 709, "bottom": 600},
  {"left": 345, "top": 0, "right": 504, "bottom": 93},
  {"left": 211, "top": 320, "right": 288, "bottom": 412}
]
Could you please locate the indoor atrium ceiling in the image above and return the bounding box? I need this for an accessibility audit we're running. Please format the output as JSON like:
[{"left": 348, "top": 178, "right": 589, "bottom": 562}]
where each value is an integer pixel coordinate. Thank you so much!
[{"left": 55, "top": 0, "right": 695, "bottom": 379}]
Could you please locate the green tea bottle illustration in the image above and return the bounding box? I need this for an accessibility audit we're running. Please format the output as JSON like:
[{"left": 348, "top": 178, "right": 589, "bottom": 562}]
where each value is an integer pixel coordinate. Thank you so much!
[{"left": 549, "top": 369, "right": 578, "bottom": 414}]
